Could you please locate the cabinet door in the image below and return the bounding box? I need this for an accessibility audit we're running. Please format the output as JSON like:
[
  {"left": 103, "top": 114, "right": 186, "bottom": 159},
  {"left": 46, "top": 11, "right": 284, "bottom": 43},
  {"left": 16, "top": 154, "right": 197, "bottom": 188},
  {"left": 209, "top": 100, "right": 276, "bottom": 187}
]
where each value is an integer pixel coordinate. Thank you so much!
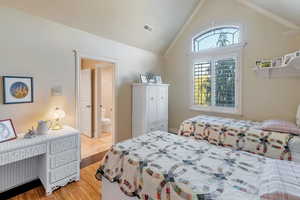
[
  {"left": 157, "top": 86, "right": 168, "bottom": 122},
  {"left": 146, "top": 86, "right": 158, "bottom": 129}
]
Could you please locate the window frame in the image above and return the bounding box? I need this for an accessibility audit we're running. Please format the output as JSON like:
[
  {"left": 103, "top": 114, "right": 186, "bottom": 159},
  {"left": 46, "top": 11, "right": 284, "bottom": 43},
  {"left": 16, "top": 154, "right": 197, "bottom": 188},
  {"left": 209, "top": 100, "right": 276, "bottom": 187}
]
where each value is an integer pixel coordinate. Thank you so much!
[
  {"left": 189, "top": 28, "right": 243, "bottom": 115},
  {"left": 191, "top": 25, "right": 244, "bottom": 54}
]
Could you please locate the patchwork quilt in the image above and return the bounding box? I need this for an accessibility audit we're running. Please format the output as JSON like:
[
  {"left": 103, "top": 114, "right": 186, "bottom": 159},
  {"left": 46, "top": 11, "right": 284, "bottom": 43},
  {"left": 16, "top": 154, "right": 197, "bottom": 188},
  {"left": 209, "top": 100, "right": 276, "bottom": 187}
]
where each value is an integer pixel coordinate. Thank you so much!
[
  {"left": 97, "top": 131, "right": 270, "bottom": 200},
  {"left": 178, "top": 115, "right": 300, "bottom": 161}
]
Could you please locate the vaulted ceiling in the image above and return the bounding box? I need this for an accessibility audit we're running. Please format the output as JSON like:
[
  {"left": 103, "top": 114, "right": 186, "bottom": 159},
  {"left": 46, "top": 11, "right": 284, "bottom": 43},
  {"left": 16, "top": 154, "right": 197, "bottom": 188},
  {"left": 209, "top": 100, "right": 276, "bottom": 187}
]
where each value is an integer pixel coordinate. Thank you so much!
[
  {"left": 1, "top": 0, "right": 300, "bottom": 55},
  {"left": 0, "top": 0, "right": 201, "bottom": 54},
  {"left": 248, "top": 0, "right": 300, "bottom": 26}
]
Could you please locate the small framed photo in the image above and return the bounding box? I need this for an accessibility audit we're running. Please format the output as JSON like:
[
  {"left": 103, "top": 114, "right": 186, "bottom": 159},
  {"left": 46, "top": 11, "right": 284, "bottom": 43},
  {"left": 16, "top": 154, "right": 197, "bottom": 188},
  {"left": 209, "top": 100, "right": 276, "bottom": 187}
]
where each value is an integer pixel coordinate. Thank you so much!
[
  {"left": 0, "top": 119, "right": 17, "bottom": 143},
  {"left": 155, "top": 76, "right": 162, "bottom": 84},
  {"left": 284, "top": 53, "right": 296, "bottom": 65},
  {"left": 274, "top": 57, "right": 283, "bottom": 67},
  {"left": 140, "top": 74, "right": 148, "bottom": 83},
  {"left": 145, "top": 73, "right": 156, "bottom": 83},
  {"left": 3, "top": 76, "right": 34, "bottom": 104},
  {"left": 261, "top": 60, "right": 272, "bottom": 68}
]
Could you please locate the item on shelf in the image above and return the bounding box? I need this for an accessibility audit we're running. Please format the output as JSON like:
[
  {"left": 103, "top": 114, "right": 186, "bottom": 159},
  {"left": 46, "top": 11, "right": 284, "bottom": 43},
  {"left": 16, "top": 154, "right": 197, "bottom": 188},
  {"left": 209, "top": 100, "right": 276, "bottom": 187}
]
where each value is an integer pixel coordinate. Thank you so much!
[
  {"left": 261, "top": 60, "right": 272, "bottom": 68},
  {"left": 3, "top": 76, "right": 34, "bottom": 104},
  {"left": 284, "top": 53, "right": 296, "bottom": 65},
  {"left": 256, "top": 60, "right": 262, "bottom": 68},
  {"left": 50, "top": 107, "right": 66, "bottom": 130},
  {"left": 274, "top": 57, "right": 283, "bottom": 67},
  {"left": 140, "top": 74, "right": 148, "bottom": 83},
  {"left": 154, "top": 75, "right": 162, "bottom": 84},
  {"left": 0, "top": 119, "right": 17, "bottom": 143},
  {"left": 146, "top": 73, "right": 156, "bottom": 83},
  {"left": 37, "top": 120, "right": 50, "bottom": 134},
  {"left": 24, "top": 127, "right": 37, "bottom": 139}
]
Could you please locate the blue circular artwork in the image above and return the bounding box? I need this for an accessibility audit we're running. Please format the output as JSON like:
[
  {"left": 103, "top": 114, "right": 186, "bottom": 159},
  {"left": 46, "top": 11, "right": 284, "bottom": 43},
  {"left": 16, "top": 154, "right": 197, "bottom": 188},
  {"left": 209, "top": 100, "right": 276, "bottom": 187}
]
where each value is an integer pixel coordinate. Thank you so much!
[{"left": 10, "top": 82, "right": 29, "bottom": 99}]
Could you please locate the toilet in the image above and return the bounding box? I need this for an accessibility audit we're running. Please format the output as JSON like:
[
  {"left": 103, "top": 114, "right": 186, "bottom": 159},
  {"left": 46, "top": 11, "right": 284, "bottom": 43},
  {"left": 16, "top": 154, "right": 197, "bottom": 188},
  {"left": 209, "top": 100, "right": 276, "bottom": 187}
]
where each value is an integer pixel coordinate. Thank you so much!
[{"left": 101, "top": 108, "right": 112, "bottom": 133}]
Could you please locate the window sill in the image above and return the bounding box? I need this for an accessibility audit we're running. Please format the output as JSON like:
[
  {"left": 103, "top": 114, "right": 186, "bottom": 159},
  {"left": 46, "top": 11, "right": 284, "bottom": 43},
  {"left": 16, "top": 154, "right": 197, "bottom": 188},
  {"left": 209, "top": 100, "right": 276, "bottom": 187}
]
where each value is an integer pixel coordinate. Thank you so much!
[{"left": 189, "top": 105, "right": 242, "bottom": 116}]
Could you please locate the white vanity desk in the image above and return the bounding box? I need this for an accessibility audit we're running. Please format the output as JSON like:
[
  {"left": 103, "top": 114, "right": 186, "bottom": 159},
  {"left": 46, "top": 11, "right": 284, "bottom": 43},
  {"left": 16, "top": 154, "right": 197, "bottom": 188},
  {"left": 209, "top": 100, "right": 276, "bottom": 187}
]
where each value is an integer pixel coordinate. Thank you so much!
[{"left": 0, "top": 126, "right": 80, "bottom": 195}]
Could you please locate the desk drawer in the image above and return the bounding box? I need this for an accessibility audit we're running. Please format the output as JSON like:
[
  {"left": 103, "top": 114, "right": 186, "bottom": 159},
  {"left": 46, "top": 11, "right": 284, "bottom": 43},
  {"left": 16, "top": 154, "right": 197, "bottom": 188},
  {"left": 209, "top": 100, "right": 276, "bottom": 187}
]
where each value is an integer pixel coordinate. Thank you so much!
[
  {"left": 50, "top": 161, "right": 78, "bottom": 183},
  {"left": 50, "top": 136, "right": 77, "bottom": 155},
  {"left": 0, "top": 144, "right": 46, "bottom": 166},
  {"left": 50, "top": 149, "right": 78, "bottom": 169}
]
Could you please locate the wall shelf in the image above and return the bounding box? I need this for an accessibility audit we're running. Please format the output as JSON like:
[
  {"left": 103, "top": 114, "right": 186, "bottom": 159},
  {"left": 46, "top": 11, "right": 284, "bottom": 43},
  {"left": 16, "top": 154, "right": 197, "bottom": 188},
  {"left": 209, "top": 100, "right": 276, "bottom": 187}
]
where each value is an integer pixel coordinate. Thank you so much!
[{"left": 253, "top": 56, "right": 300, "bottom": 78}]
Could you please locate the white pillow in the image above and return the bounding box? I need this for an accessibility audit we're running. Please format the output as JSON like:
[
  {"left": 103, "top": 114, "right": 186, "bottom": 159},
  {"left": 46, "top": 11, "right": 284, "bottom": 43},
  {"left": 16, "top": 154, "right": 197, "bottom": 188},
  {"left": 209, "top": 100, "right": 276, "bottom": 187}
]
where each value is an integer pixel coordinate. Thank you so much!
[{"left": 297, "top": 104, "right": 300, "bottom": 128}]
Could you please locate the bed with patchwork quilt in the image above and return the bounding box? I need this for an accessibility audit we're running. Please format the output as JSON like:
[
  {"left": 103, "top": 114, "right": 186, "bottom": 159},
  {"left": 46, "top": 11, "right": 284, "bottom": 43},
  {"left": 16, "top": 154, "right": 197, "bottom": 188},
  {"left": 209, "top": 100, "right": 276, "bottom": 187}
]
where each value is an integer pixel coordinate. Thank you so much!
[
  {"left": 178, "top": 115, "right": 300, "bottom": 162},
  {"left": 96, "top": 131, "right": 300, "bottom": 200}
]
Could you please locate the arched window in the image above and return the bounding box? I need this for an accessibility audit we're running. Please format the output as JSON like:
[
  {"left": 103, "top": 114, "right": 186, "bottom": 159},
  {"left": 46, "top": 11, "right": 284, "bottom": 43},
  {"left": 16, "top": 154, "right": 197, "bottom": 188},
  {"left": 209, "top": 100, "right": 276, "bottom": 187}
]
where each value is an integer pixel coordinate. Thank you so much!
[
  {"left": 191, "top": 26, "right": 242, "bottom": 114},
  {"left": 193, "top": 26, "right": 240, "bottom": 52}
]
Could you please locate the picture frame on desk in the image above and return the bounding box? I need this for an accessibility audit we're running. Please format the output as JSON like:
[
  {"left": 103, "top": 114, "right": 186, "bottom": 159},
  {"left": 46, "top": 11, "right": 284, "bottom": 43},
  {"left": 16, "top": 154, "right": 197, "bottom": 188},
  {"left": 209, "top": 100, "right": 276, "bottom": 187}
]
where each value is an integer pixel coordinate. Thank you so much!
[
  {"left": 3, "top": 76, "right": 34, "bottom": 104},
  {"left": 0, "top": 119, "right": 17, "bottom": 143}
]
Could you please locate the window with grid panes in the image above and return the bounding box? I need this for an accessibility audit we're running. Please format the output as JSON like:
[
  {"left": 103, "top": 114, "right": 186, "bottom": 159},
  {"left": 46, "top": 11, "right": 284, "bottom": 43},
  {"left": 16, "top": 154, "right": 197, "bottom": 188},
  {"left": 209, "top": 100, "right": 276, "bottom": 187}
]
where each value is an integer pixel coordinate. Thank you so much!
[{"left": 191, "top": 26, "right": 242, "bottom": 114}]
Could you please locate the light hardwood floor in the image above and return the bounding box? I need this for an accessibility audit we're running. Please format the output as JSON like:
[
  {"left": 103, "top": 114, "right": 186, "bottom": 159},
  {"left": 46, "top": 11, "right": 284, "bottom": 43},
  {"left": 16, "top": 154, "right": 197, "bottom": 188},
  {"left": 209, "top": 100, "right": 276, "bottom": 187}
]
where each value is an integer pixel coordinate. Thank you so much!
[
  {"left": 81, "top": 132, "right": 112, "bottom": 159},
  {"left": 9, "top": 162, "right": 102, "bottom": 200}
]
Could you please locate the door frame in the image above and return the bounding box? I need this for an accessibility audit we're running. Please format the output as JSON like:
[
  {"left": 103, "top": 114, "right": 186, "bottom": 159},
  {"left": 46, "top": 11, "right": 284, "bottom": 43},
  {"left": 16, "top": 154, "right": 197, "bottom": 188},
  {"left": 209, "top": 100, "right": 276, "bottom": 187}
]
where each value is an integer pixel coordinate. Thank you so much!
[{"left": 74, "top": 49, "right": 118, "bottom": 145}]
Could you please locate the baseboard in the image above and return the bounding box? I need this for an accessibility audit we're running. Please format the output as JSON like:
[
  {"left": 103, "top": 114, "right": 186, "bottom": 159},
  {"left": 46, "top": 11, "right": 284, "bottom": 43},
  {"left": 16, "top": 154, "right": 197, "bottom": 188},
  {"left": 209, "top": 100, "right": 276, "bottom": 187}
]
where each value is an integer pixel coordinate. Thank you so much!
[
  {"left": 168, "top": 127, "right": 178, "bottom": 134},
  {"left": 0, "top": 179, "right": 42, "bottom": 200}
]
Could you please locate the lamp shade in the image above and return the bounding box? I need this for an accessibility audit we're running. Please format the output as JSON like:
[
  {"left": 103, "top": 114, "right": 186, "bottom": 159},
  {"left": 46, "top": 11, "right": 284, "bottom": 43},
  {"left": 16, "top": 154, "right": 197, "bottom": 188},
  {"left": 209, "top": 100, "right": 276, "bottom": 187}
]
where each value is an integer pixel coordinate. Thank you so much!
[{"left": 51, "top": 107, "right": 66, "bottom": 119}]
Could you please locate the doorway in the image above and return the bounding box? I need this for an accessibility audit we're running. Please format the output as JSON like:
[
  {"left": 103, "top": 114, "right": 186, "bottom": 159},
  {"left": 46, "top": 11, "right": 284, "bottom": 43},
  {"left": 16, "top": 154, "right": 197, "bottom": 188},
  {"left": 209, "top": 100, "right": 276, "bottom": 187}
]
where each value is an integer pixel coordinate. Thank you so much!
[{"left": 75, "top": 53, "right": 117, "bottom": 160}]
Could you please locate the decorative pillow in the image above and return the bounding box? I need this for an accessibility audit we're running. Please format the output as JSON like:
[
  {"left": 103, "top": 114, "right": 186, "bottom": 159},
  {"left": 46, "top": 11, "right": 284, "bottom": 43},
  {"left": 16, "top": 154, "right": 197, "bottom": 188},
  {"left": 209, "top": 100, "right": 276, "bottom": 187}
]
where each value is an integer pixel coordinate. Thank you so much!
[
  {"left": 259, "top": 160, "right": 300, "bottom": 200},
  {"left": 261, "top": 120, "right": 300, "bottom": 135},
  {"left": 297, "top": 105, "right": 300, "bottom": 128}
]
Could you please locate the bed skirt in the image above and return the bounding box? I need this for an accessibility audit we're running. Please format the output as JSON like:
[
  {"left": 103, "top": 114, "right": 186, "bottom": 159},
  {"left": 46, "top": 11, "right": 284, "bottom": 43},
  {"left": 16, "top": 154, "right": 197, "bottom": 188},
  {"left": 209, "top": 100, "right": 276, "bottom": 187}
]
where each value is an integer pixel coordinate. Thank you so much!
[{"left": 102, "top": 178, "right": 138, "bottom": 200}]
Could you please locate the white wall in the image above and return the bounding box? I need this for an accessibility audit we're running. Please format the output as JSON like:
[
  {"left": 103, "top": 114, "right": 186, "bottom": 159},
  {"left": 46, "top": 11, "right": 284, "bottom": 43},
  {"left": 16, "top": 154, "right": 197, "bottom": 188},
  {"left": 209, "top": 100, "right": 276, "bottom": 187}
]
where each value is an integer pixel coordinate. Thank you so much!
[
  {"left": 164, "top": 0, "right": 300, "bottom": 130},
  {"left": 0, "top": 7, "right": 162, "bottom": 142}
]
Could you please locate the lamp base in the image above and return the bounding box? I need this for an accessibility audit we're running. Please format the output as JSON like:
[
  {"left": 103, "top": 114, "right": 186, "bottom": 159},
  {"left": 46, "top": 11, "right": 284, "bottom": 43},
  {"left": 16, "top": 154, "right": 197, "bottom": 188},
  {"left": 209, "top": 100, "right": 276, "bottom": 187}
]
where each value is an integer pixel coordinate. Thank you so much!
[{"left": 51, "top": 120, "right": 63, "bottom": 130}]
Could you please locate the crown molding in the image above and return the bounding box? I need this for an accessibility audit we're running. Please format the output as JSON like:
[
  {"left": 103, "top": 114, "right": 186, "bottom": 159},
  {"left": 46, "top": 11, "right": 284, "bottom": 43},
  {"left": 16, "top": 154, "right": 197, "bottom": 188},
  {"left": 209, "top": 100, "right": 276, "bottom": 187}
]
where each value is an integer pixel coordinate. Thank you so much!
[
  {"left": 236, "top": 0, "right": 300, "bottom": 30},
  {"left": 164, "top": 0, "right": 207, "bottom": 56}
]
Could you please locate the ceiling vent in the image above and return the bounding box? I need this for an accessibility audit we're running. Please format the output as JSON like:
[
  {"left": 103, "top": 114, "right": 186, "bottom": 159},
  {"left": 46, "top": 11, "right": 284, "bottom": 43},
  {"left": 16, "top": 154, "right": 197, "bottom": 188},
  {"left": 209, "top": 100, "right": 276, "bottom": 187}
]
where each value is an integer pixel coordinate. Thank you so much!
[{"left": 144, "top": 24, "right": 153, "bottom": 32}]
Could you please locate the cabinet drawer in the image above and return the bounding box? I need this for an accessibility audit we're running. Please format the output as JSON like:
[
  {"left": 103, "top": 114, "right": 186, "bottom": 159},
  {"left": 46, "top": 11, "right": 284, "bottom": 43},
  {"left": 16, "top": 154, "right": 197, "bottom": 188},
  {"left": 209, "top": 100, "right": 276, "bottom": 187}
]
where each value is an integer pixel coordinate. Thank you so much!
[
  {"left": 50, "top": 136, "right": 77, "bottom": 155},
  {"left": 50, "top": 162, "right": 78, "bottom": 183},
  {"left": 50, "top": 149, "right": 78, "bottom": 169}
]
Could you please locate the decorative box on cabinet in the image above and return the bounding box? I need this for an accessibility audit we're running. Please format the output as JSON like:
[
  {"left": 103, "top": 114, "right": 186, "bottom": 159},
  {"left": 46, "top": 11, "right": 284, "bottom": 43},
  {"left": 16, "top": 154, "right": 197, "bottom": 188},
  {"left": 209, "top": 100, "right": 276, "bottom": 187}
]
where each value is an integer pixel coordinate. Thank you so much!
[
  {"left": 0, "top": 126, "right": 80, "bottom": 195},
  {"left": 132, "top": 83, "right": 169, "bottom": 138}
]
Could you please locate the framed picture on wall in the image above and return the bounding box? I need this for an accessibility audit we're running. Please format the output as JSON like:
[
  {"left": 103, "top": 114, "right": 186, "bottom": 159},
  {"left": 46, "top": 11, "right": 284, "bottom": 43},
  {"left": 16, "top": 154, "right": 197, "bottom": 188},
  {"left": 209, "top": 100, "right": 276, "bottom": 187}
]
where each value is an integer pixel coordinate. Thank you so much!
[
  {"left": 3, "top": 76, "right": 34, "bottom": 104},
  {"left": 0, "top": 119, "right": 17, "bottom": 143}
]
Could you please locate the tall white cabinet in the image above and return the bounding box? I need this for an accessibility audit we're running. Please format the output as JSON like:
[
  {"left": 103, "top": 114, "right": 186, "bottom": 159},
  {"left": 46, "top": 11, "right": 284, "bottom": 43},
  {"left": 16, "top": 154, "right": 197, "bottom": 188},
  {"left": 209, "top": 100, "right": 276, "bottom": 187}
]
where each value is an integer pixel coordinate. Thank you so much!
[{"left": 132, "top": 83, "right": 169, "bottom": 138}]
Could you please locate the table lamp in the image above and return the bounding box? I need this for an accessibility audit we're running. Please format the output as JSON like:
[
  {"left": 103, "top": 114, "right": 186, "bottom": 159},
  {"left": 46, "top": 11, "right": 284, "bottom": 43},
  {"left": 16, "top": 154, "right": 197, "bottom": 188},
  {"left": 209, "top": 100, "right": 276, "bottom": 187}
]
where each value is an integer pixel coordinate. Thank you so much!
[{"left": 51, "top": 107, "right": 66, "bottom": 130}]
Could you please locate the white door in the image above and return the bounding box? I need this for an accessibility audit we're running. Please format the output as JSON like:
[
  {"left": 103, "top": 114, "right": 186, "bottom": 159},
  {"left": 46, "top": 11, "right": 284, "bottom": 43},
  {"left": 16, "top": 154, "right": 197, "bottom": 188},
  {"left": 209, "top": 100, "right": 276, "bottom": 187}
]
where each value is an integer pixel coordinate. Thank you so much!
[{"left": 80, "top": 69, "right": 92, "bottom": 137}]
